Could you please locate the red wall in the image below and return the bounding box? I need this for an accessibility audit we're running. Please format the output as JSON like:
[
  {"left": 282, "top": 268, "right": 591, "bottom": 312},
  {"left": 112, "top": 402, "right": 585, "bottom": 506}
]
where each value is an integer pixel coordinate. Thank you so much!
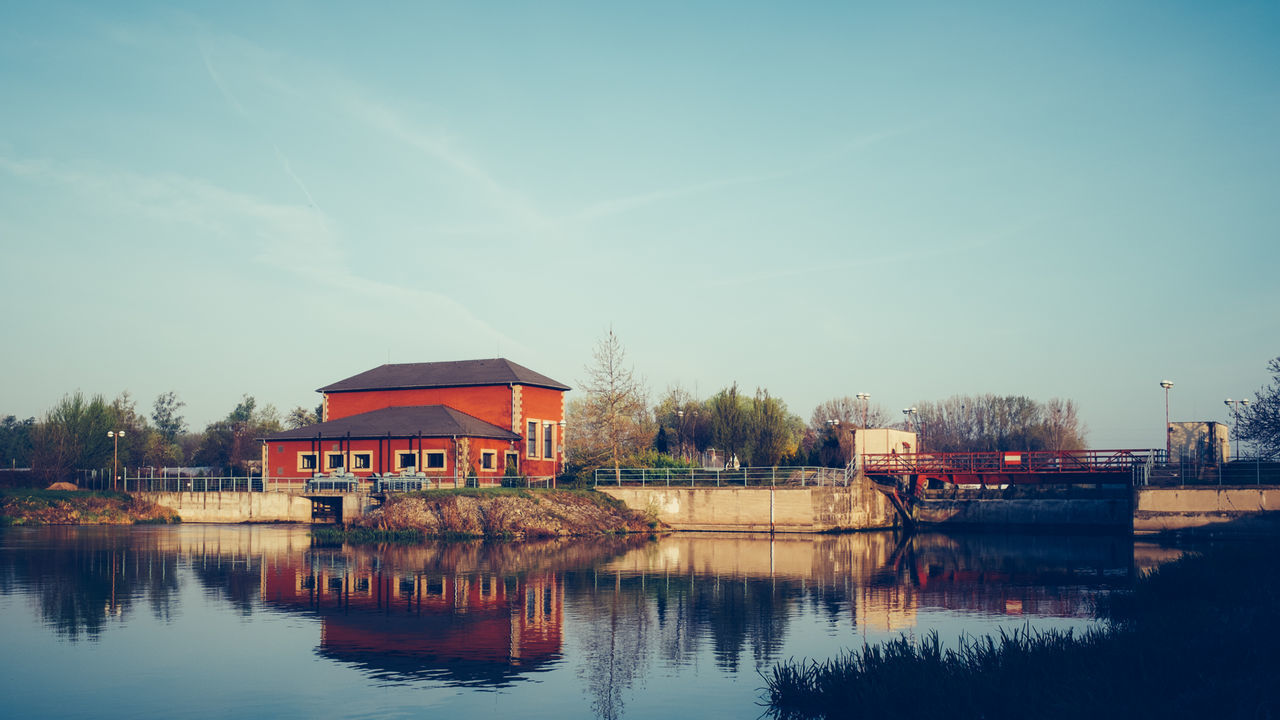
[
  {"left": 516, "top": 385, "right": 566, "bottom": 478},
  {"left": 326, "top": 386, "right": 514, "bottom": 426}
]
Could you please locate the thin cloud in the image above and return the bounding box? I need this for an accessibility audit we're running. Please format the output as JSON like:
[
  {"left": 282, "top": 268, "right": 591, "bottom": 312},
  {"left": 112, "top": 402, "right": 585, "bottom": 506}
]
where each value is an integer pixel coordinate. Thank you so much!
[
  {"left": 568, "top": 127, "right": 916, "bottom": 226},
  {"left": 0, "top": 153, "right": 524, "bottom": 353},
  {"left": 704, "top": 217, "right": 1039, "bottom": 288},
  {"left": 344, "top": 97, "right": 550, "bottom": 234},
  {"left": 200, "top": 44, "right": 248, "bottom": 118},
  {"left": 273, "top": 144, "right": 324, "bottom": 213}
]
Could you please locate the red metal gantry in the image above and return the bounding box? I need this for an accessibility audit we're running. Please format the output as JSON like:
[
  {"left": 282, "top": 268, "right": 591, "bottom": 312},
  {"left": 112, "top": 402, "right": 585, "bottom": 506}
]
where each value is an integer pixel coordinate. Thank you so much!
[{"left": 862, "top": 449, "right": 1159, "bottom": 489}]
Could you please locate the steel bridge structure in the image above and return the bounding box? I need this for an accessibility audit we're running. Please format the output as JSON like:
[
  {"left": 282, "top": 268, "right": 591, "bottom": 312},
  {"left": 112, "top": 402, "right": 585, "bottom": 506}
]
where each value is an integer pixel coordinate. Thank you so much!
[{"left": 862, "top": 449, "right": 1162, "bottom": 491}]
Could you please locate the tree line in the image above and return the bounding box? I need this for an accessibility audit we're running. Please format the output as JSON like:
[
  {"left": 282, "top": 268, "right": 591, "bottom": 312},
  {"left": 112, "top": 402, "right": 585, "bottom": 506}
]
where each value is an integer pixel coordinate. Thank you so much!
[
  {"left": 26, "top": 339, "right": 1268, "bottom": 485},
  {"left": 0, "top": 391, "right": 321, "bottom": 483},
  {"left": 563, "top": 332, "right": 1092, "bottom": 482}
]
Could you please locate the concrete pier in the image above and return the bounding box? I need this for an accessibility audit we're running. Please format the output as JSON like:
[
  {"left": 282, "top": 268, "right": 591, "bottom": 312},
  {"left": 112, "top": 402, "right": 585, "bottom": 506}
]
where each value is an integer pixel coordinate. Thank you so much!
[
  {"left": 598, "top": 476, "right": 896, "bottom": 532},
  {"left": 1134, "top": 486, "right": 1280, "bottom": 533},
  {"left": 138, "top": 491, "right": 373, "bottom": 524}
]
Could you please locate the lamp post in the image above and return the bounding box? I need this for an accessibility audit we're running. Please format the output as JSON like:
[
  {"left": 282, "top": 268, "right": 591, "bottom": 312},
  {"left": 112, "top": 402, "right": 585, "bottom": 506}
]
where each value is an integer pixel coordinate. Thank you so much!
[
  {"left": 856, "top": 393, "right": 870, "bottom": 430},
  {"left": 1224, "top": 398, "right": 1250, "bottom": 462},
  {"left": 556, "top": 419, "right": 566, "bottom": 489},
  {"left": 107, "top": 430, "right": 125, "bottom": 491},
  {"left": 677, "top": 410, "right": 685, "bottom": 461},
  {"left": 902, "top": 407, "right": 918, "bottom": 451},
  {"left": 1159, "top": 381, "right": 1173, "bottom": 463}
]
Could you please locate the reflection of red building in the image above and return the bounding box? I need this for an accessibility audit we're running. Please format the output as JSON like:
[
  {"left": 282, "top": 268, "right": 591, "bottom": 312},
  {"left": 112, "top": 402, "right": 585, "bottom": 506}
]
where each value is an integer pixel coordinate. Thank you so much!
[
  {"left": 262, "top": 359, "right": 570, "bottom": 486},
  {"left": 260, "top": 555, "right": 563, "bottom": 684}
]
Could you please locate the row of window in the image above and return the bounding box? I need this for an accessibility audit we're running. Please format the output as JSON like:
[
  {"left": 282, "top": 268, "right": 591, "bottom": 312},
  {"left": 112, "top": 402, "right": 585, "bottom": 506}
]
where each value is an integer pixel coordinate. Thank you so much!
[{"left": 297, "top": 450, "right": 518, "bottom": 473}]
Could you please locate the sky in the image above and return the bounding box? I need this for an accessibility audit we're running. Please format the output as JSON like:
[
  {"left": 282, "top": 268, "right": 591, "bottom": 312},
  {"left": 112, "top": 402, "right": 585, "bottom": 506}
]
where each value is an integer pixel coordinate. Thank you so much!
[{"left": 1, "top": 0, "right": 1277, "bottom": 448}]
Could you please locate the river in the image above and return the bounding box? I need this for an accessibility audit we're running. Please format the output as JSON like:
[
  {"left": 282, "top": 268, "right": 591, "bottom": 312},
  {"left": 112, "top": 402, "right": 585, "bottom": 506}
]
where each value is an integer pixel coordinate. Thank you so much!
[{"left": 0, "top": 525, "right": 1176, "bottom": 719}]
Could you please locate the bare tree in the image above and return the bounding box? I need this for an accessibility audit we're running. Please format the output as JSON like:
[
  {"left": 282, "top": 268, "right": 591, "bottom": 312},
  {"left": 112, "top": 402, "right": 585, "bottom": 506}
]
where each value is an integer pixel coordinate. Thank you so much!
[
  {"left": 573, "top": 330, "right": 651, "bottom": 480},
  {"left": 1239, "top": 357, "right": 1280, "bottom": 459}
]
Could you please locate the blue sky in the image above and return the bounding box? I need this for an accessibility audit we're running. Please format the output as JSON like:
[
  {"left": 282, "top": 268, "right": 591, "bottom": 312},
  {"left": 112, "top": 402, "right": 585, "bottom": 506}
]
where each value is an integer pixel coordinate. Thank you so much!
[{"left": 2, "top": 1, "right": 1277, "bottom": 447}]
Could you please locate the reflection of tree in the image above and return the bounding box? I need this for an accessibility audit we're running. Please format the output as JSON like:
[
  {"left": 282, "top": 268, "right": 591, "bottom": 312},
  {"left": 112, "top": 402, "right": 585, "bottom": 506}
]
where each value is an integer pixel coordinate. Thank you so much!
[
  {"left": 1, "top": 527, "right": 180, "bottom": 640},
  {"left": 573, "top": 571, "right": 653, "bottom": 720},
  {"left": 189, "top": 555, "right": 261, "bottom": 616}
]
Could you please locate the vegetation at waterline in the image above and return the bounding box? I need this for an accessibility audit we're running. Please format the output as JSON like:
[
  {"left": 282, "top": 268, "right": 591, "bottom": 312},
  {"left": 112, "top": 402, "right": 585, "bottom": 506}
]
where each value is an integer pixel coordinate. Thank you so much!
[
  {"left": 764, "top": 537, "right": 1280, "bottom": 719},
  {"left": 0, "top": 489, "right": 180, "bottom": 526},
  {"left": 310, "top": 526, "right": 424, "bottom": 544}
]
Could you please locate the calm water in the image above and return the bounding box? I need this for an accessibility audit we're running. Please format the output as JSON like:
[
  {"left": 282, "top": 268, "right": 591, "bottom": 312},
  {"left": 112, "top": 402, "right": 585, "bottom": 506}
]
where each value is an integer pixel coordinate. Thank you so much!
[{"left": 0, "top": 525, "right": 1167, "bottom": 719}]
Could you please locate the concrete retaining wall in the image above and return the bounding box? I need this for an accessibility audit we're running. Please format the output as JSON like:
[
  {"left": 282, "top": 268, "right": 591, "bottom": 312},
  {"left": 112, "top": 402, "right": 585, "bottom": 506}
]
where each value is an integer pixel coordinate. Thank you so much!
[
  {"left": 913, "top": 496, "right": 1131, "bottom": 527},
  {"left": 141, "top": 492, "right": 314, "bottom": 523},
  {"left": 1135, "top": 486, "right": 1280, "bottom": 533},
  {"left": 598, "top": 477, "right": 896, "bottom": 532}
]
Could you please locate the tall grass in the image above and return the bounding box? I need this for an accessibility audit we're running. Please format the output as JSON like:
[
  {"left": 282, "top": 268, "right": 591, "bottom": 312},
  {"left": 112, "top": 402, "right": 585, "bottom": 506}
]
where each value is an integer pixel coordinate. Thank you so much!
[
  {"left": 310, "top": 527, "right": 424, "bottom": 544},
  {"left": 765, "top": 537, "right": 1280, "bottom": 719}
]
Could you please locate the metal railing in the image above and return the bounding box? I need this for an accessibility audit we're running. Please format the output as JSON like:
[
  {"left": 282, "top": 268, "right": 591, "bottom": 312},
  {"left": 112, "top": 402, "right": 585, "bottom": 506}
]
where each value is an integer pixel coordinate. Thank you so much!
[
  {"left": 861, "top": 449, "right": 1163, "bottom": 475},
  {"left": 593, "top": 466, "right": 847, "bottom": 487},
  {"left": 71, "top": 470, "right": 558, "bottom": 493}
]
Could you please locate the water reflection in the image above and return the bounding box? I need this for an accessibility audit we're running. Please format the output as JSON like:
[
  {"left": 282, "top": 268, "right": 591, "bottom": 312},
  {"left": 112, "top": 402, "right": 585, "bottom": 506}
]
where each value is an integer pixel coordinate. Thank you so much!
[
  {"left": 0, "top": 526, "right": 1144, "bottom": 719},
  {"left": 258, "top": 537, "right": 652, "bottom": 687}
]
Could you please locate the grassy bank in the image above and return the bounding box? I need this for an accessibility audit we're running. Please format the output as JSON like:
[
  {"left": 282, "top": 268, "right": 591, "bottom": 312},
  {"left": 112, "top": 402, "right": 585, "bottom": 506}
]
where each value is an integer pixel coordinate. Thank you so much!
[
  {"left": 331, "top": 487, "right": 659, "bottom": 541},
  {"left": 0, "top": 489, "right": 181, "bottom": 526},
  {"left": 765, "top": 537, "right": 1280, "bottom": 719}
]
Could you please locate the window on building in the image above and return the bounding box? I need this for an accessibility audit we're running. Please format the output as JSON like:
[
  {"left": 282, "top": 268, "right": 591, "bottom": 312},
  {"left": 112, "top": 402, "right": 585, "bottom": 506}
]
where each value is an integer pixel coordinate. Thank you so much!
[
  {"left": 527, "top": 421, "right": 539, "bottom": 458},
  {"left": 352, "top": 453, "right": 371, "bottom": 470},
  {"left": 481, "top": 450, "right": 495, "bottom": 470},
  {"left": 327, "top": 454, "right": 344, "bottom": 470},
  {"left": 544, "top": 423, "right": 554, "bottom": 459},
  {"left": 425, "top": 451, "right": 446, "bottom": 469},
  {"left": 505, "top": 452, "right": 518, "bottom": 473},
  {"left": 299, "top": 453, "right": 317, "bottom": 471},
  {"left": 398, "top": 452, "right": 417, "bottom": 470}
]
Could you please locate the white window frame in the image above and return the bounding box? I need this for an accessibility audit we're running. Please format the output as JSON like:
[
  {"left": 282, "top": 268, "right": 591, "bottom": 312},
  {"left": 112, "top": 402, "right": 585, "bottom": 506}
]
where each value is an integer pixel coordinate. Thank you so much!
[
  {"left": 352, "top": 452, "right": 371, "bottom": 470},
  {"left": 527, "top": 419, "right": 540, "bottom": 459},
  {"left": 480, "top": 450, "right": 496, "bottom": 470},
  {"left": 424, "top": 450, "right": 447, "bottom": 471},
  {"left": 396, "top": 451, "right": 419, "bottom": 471},
  {"left": 298, "top": 453, "right": 318, "bottom": 472},
  {"left": 326, "top": 453, "right": 345, "bottom": 471}
]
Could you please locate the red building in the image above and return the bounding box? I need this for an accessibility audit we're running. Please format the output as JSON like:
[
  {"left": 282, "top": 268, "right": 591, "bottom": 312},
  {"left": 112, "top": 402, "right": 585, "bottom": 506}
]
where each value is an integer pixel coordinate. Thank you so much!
[{"left": 262, "top": 358, "right": 570, "bottom": 486}]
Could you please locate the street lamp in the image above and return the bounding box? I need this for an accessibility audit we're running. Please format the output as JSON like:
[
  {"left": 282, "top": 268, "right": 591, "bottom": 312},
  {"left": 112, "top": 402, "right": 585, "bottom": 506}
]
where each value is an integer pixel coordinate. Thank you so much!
[
  {"left": 556, "top": 419, "right": 566, "bottom": 488},
  {"left": 1160, "top": 381, "right": 1173, "bottom": 462},
  {"left": 107, "top": 430, "right": 126, "bottom": 491},
  {"left": 677, "top": 410, "right": 685, "bottom": 461},
  {"left": 902, "top": 407, "right": 918, "bottom": 450},
  {"left": 856, "top": 393, "right": 870, "bottom": 430},
  {"left": 1224, "top": 398, "right": 1250, "bottom": 462}
]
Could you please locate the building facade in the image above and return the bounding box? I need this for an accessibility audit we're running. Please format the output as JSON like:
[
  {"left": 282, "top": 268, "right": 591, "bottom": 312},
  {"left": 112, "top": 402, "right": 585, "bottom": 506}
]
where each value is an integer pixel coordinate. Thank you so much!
[{"left": 262, "top": 359, "right": 570, "bottom": 486}]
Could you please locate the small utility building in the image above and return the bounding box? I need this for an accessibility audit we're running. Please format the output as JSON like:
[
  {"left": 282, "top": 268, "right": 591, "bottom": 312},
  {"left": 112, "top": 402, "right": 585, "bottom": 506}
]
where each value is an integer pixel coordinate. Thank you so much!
[{"left": 262, "top": 359, "right": 569, "bottom": 486}]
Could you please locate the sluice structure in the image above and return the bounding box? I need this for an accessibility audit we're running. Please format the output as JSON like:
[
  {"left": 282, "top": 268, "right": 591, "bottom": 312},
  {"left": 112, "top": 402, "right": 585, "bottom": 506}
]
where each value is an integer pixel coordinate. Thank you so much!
[{"left": 862, "top": 449, "right": 1160, "bottom": 529}]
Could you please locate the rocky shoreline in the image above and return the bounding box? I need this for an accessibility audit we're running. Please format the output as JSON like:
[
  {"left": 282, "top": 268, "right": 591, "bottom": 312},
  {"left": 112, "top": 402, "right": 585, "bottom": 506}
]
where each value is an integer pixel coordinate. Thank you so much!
[
  {"left": 0, "top": 489, "right": 181, "bottom": 526},
  {"left": 349, "top": 488, "right": 661, "bottom": 539}
]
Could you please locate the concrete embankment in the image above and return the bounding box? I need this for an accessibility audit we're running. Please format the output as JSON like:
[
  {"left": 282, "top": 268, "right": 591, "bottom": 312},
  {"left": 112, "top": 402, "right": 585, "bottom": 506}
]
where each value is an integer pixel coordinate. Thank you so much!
[
  {"left": 1134, "top": 486, "right": 1280, "bottom": 534},
  {"left": 597, "top": 476, "right": 896, "bottom": 532},
  {"left": 138, "top": 491, "right": 315, "bottom": 523},
  {"left": 910, "top": 486, "right": 1132, "bottom": 528}
]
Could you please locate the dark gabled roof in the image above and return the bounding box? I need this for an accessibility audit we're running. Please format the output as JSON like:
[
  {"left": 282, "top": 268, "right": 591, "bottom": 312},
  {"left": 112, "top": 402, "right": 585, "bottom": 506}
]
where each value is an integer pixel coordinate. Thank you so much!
[
  {"left": 318, "top": 358, "right": 570, "bottom": 394},
  {"left": 262, "top": 406, "right": 520, "bottom": 442}
]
